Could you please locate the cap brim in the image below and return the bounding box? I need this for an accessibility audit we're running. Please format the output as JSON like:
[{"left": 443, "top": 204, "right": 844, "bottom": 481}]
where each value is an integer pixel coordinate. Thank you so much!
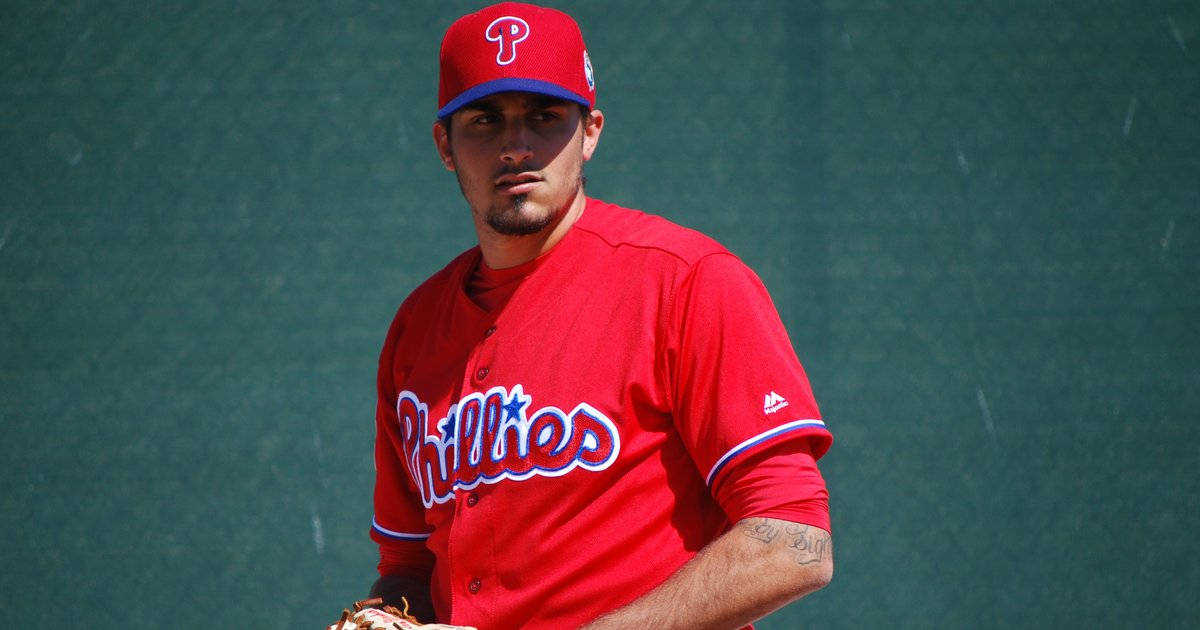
[{"left": 437, "top": 77, "right": 591, "bottom": 119}]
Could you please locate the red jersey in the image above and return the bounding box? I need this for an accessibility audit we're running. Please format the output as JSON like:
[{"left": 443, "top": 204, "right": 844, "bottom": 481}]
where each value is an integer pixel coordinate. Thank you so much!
[{"left": 372, "top": 199, "right": 832, "bottom": 629}]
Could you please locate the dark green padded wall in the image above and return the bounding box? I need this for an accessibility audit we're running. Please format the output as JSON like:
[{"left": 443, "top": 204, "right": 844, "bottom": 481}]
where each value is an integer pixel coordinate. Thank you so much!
[{"left": 2, "top": 2, "right": 1196, "bottom": 627}]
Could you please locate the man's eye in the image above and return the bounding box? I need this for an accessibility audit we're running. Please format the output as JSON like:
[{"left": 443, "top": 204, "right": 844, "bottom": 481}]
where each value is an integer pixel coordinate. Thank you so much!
[{"left": 532, "top": 111, "right": 561, "bottom": 122}]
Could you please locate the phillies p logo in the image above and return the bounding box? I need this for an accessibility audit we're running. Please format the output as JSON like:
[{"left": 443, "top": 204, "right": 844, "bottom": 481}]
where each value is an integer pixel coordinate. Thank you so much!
[{"left": 486, "top": 16, "right": 529, "bottom": 66}]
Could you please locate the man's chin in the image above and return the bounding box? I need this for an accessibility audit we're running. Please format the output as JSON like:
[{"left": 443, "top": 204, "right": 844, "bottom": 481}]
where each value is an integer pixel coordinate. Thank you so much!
[
  {"left": 486, "top": 213, "right": 554, "bottom": 236},
  {"left": 485, "top": 196, "right": 556, "bottom": 236}
]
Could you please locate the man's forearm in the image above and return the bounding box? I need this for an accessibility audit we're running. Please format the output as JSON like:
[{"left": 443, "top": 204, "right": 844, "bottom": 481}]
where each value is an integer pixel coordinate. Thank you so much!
[
  {"left": 581, "top": 517, "right": 833, "bottom": 630},
  {"left": 370, "top": 573, "right": 436, "bottom": 623}
]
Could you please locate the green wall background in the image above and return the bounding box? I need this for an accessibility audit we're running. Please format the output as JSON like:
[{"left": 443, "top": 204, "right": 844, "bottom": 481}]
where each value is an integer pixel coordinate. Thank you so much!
[{"left": 3, "top": 1, "right": 1197, "bottom": 627}]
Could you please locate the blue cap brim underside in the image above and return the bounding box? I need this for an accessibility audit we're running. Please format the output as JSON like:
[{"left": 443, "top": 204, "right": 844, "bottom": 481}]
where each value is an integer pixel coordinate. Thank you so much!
[{"left": 437, "top": 78, "right": 591, "bottom": 119}]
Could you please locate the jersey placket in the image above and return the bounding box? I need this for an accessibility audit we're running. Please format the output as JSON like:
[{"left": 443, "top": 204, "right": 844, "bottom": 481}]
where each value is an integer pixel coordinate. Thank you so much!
[{"left": 446, "top": 318, "right": 501, "bottom": 624}]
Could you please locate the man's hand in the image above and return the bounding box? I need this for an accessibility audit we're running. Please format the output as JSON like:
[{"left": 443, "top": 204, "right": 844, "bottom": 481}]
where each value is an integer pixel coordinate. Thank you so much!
[{"left": 369, "top": 574, "right": 437, "bottom": 623}]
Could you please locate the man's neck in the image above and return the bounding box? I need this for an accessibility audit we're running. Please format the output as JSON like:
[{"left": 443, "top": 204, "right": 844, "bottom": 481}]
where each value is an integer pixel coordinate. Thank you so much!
[{"left": 476, "top": 192, "right": 587, "bottom": 269}]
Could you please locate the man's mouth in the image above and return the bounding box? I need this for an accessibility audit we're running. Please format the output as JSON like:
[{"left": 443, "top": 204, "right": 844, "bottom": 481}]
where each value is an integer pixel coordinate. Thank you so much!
[{"left": 494, "top": 172, "right": 542, "bottom": 194}]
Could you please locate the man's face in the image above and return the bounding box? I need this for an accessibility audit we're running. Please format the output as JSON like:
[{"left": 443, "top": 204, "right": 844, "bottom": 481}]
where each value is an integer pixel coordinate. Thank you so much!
[{"left": 435, "top": 92, "right": 601, "bottom": 237}]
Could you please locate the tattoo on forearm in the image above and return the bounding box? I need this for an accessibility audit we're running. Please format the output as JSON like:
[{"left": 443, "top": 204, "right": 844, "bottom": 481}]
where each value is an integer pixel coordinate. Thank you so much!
[
  {"left": 741, "top": 519, "right": 832, "bottom": 566},
  {"left": 742, "top": 518, "right": 780, "bottom": 543},
  {"left": 785, "top": 524, "right": 832, "bottom": 565}
]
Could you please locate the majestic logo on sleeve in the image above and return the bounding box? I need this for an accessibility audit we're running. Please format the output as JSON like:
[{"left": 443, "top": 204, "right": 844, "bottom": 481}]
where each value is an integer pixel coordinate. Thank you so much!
[
  {"left": 485, "top": 16, "right": 530, "bottom": 66},
  {"left": 395, "top": 385, "right": 620, "bottom": 507},
  {"left": 763, "top": 391, "right": 789, "bottom": 414}
]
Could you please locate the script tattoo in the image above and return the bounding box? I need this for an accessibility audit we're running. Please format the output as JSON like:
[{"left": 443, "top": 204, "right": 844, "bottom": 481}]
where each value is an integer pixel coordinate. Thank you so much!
[
  {"left": 742, "top": 518, "right": 781, "bottom": 543},
  {"left": 741, "top": 519, "right": 832, "bottom": 566},
  {"left": 785, "top": 524, "right": 832, "bottom": 566}
]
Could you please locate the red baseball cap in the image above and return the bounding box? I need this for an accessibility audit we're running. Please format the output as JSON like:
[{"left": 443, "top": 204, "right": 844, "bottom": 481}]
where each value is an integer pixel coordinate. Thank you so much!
[{"left": 437, "top": 2, "right": 596, "bottom": 119}]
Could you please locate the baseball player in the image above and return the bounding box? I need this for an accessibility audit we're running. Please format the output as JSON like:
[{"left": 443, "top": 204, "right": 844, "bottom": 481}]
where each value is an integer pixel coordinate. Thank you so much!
[{"left": 362, "top": 3, "right": 834, "bottom": 629}]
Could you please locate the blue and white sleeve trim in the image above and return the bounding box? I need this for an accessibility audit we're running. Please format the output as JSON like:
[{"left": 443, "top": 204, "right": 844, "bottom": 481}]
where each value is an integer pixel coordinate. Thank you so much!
[
  {"left": 705, "top": 419, "right": 829, "bottom": 486},
  {"left": 371, "top": 516, "right": 431, "bottom": 541}
]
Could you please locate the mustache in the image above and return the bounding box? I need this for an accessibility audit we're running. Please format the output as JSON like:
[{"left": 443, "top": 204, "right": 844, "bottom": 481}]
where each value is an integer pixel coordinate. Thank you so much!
[{"left": 493, "top": 165, "right": 542, "bottom": 178}]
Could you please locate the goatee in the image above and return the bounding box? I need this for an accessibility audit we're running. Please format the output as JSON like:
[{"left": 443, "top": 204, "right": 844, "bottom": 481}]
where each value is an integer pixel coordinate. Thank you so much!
[{"left": 485, "top": 194, "right": 555, "bottom": 236}]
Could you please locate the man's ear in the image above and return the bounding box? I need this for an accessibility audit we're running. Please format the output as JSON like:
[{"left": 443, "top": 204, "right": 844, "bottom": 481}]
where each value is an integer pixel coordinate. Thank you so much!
[
  {"left": 433, "top": 120, "right": 455, "bottom": 171},
  {"left": 581, "top": 109, "right": 604, "bottom": 162}
]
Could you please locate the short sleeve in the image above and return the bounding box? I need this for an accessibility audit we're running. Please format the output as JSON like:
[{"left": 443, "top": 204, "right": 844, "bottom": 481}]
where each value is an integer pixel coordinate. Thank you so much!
[
  {"left": 664, "top": 253, "right": 832, "bottom": 490},
  {"left": 371, "top": 306, "right": 436, "bottom": 577},
  {"left": 713, "top": 440, "right": 831, "bottom": 532}
]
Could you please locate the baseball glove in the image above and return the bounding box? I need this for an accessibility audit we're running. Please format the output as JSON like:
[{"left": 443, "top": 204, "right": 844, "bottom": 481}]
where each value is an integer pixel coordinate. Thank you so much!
[{"left": 326, "top": 597, "right": 477, "bottom": 630}]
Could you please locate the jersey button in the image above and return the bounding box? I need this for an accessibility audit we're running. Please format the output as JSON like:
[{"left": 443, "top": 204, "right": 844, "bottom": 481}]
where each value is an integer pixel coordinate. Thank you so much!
[
  {"left": 468, "top": 578, "right": 482, "bottom": 594},
  {"left": 466, "top": 492, "right": 479, "bottom": 507},
  {"left": 475, "top": 367, "right": 489, "bottom": 380},
  {"left": 484, "top": 326, "right": 497, "bottom": 338}
]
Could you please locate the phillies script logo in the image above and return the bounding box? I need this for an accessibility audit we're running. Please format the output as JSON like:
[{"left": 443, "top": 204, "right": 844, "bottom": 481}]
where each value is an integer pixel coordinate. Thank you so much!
[
  {"left": 395, "top": 385, "right": 620, "bottom": 507},
  {"left": 485, "top": 16, "right": 529, "bottom": 65}
]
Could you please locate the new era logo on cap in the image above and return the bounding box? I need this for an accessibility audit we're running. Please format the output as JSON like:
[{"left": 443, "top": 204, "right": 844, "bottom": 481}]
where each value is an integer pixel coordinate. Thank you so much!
[{"left": 438, "top": 2, "right": 596, "bottom": 119}]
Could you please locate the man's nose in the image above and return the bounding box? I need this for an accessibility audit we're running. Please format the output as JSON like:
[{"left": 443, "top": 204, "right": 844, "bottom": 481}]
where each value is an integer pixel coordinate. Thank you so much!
[{"left": 500, "top": 120, "right": 533, "bottom": 164}]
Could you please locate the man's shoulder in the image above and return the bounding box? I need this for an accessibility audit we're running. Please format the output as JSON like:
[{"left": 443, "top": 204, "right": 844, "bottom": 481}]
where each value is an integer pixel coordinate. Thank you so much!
[{"left": 576, "top": 198, "right": 731, "bottom": 266}]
